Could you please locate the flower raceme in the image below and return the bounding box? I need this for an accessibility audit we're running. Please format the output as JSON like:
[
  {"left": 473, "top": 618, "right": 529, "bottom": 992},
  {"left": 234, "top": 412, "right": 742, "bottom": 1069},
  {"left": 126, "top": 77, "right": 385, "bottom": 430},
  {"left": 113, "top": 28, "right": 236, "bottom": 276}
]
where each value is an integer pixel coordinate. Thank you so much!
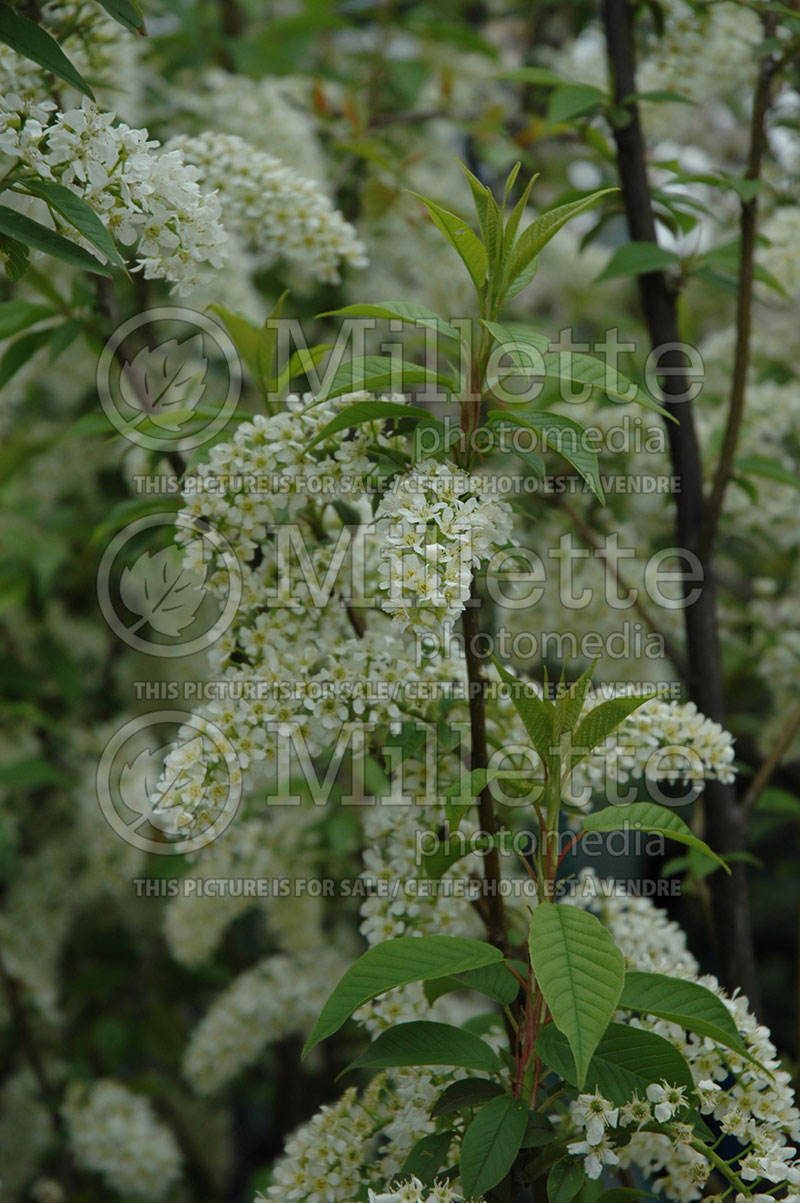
[{"left": 0, "top": 96, "right": 227, "bottom": 292}]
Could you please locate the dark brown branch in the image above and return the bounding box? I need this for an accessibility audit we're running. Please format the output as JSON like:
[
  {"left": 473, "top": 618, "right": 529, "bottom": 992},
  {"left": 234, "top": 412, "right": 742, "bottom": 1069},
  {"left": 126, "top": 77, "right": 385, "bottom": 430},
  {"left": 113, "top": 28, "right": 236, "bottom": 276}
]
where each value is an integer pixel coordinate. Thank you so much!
[{"left": 602, "top": 0, "right": 760, "bottom": 1007}]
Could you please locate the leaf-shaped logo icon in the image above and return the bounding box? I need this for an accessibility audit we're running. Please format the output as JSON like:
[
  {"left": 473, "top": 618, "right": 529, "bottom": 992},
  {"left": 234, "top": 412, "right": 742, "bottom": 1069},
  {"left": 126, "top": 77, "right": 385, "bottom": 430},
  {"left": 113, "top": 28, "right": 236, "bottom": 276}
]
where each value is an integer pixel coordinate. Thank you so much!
[
  {"left": 119, "top": 540, "right": 208, "bottom": 638},
  {"left": 119, "top": 335, "right": 207, "bottom": 430},
  {"left": 119, "top": 743, "right": 173, "bottom": 820}
]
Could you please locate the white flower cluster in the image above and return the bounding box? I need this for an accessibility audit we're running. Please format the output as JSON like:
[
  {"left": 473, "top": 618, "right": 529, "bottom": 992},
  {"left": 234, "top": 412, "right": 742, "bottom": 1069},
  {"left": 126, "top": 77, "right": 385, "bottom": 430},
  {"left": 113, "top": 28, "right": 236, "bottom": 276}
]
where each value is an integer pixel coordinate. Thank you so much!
[
  {"left": 638, "top": 0, "right": 761, "bottom": 110},
  {"left": 171, "top": 70, "right": 327, "bottom": 183},
  {"left": 182, "top": 948, "right": 347, "bottom": 1094},
  {"left": 571, "top": 693, "right": 737, "bottom": 796},
  {"left": 149, "top": 393, "right": 457, "bottom": 831},
  {"left": 488, "top": 667, "right": 737, "bottom": 800},
  {"left": 62, "top": 1079, "right": 182, "bottom": 1200},
  {"left": 761, "top": 204, "right": 800, "bottom": 292},
  {"left": 361, "top": 1180, "right": 476, "bottom": 1203},
  {"left": 167, "top": 131, "right": 367, "bottom": 284},
  {"left": 571, "top": 877, "right": 800, "bottom": 1202},
  {"left": 259, "top": 1075, "right": 393, "bottom": 1203},
  {"left": 0, "top": 97, "right": 227, "bottom": 292},
  {"left": 358, "top": 786, "right": 480, "bottom": 951},
  {"left": 377, "top": 459, "right": 515, "bottom": 635}
]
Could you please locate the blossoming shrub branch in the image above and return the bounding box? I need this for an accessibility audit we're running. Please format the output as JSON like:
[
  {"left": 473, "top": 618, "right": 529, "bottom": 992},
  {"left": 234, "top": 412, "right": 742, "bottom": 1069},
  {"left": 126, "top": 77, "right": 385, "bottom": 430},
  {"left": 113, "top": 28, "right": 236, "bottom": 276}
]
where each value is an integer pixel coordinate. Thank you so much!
[{"left": 145, "top": 166, "right": 800, "bottom": 1203}]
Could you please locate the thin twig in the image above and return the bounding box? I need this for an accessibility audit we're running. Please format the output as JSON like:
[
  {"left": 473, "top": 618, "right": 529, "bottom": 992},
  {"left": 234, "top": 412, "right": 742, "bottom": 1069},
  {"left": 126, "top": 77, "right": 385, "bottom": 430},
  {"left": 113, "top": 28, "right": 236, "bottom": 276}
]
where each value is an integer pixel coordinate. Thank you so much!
[
  {"left": 742, "top": 703, "right": 800, "bottom": 820},
  {"left": 702, "top": 15, "right": 780, "bottom": 554}
]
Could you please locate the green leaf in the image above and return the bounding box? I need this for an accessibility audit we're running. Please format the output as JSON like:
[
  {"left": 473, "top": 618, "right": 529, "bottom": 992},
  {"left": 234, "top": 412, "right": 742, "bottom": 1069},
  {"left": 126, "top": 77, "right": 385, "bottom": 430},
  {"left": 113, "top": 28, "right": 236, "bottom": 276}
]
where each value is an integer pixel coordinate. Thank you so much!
[
  {"left": 492, "top": 657, "right": 553, "bottom": 762},
  {"left": 424, "top": 961, "right": 520, "bottom": 1007},
  {"left": 528, "top": 904, "right": 625, "bottom": 1089},
  {"left": 0, "top": 757, "right": 72, "bottom": 788},
  {"left": 504, "top": 190, "right": 617, "bottom": 301},
  {"left": 619, "top": 972, "right": 748, "bottom": 1056},
  {"left": 305, "top": 397, "right": 434, "bottom": 451},
  {"left": 0, "top": 301, "right": 55, "bottom": 340},
  {"left": 315, "top": 355, "right": 454, "bottom": 404},
  {"left": 547, "top": 84, "right": 606, "bottom": 126},
  {"left": 503, "top": 175, "right": 539, "bottom": 259},
  {"left": 596, "top": 242, "right": 680, "bottom": 282},
  {"left": 595, "top": 1189, "right": 655, "bottom": 1203},
  {"left": 554, "top": 661, "right": 597, "bottom": 744},
  {"left": 444, "top": 765, "right": 542, "bottom": 832},
  {"left": 208, "top": 305, "right": 262, "bottom": 389},
  {"left": 408, "top": 191, "right": 488, "bottom": 291},
  {"left": 571, "top": 693, "right": 654, "bottom": 764},
  {"left": 548, "top": 1157, "right": 585, "bottom": 1203},
  {"left": 505, "top": 254, "right": 540, "bottom": 301},
  {"left": 460, "top": 1093, "right": 529, "bottom": 1198},
  {"left": 458, "top": 161, "right": 495, "bottom": 246},
  {"left": 258, "top": 290, "right": 289, "bottom": 394},
  {"left": 431, "top": 1078, "right": 504, "bottom": 1118},
  {"left": 0, "top": 235, "right": 30, "bottom": 281},
  {"left": 0, "top": 327, "right": 54, "bottom": 389},
  {"left": 0, "top": 206, "right": 109, "bottom": 277},
  {"left": 485, "top": 318, "right": 660, "bottom": 411},
  {"left": 521, "top": 1111, "right": 556, "bottom": 1148},
  {"left": 319, "top": 302, "right": 461, "bottom": 344},
  {"left": 756, "top": 787, "right": 800, "bottom": 817},
  {"left": 541, "top": 351, "right": 667, "bottom": 414},
  {"left": 347, "top": 1021, "right": 499, "bottom": 1072},
  {"left": 302, "top": 935, "right": 503, "bottom": 1055},
  {"left": 0, "top": 8, "right": 94, "bottom": 98},
  {"left": 209, "top": 294, "right": 288, "bottom": 397},
  {"left": 581, "top": 803, "right": 730, "bottom": 874},
  {"left": 735, "top": 454, "right": 800, "bottom": 492},
  {"left": 488, "top": 410, "right": 604, "bottom": 502},
  {"left": 482, "top": 319, "right": 550, "bottom": 358},
  {"left": 400, "top": 1131, "right": 454, "bottom": 1184},
  {"left": 96, "top": 0, "right": 146, "bottom": 33},
  {"left": 536, "top": 1022, "right": 694, "bottom": 1104},
  {"left": 413, "top": 417, "right": 460, "bottom": 463},
  {"left": 21, "top": 179, "right": 126, "bottom": 268}
]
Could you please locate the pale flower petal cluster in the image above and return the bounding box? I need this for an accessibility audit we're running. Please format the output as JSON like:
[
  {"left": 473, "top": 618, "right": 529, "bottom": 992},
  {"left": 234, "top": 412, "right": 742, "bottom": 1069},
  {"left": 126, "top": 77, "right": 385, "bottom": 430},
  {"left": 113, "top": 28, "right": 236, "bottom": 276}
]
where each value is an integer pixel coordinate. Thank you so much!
[
  {"left": 377, "top": 459, "right": 515, "bottom": 635},
  {"left": 62, "top": 1079, "right": 182, "bottom": 1199},
  {"left": 363, "top": 1179, "right": 476, "bottom": 1203},
  {"left": 0, "top": 96, "right": 227, "bottom": 292},
  {"left": 167, "top": 130, "right": 367, "bottom": 283},
  {"left": 182, "top": 948, "right": 347, "bottom": 1094}
]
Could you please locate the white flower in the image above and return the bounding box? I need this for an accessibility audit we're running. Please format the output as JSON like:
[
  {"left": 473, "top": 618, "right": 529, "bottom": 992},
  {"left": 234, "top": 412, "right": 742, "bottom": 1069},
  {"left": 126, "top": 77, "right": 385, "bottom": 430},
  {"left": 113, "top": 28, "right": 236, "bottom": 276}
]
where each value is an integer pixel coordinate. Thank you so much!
[
  {"left": 568, "top": 1135, "right": 620, "bottom": 1179},
  {"left": 572, "top": 1090, "right": 619, "bottom": 1145},
  {"left": 646, "top": 1081, "right": 688, "bottom": 1122}
]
